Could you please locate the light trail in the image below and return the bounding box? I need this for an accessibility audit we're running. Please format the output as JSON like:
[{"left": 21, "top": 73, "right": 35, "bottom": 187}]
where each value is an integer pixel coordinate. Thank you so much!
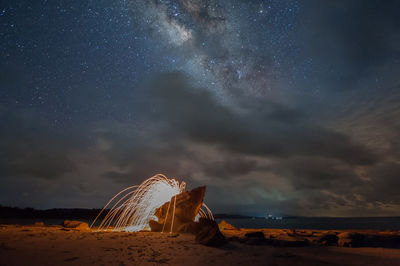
[{"left": 91, "top": 174, "right": 213, "bottom": 232}]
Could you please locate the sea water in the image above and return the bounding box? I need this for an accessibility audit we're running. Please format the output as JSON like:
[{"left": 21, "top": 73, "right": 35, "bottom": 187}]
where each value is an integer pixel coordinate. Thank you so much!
[
  {"left": 1, "top": 217, "right": 400, "bottom": 230},
  {"left": 216, "top": 217, "right": 400, "bottom": 230}
]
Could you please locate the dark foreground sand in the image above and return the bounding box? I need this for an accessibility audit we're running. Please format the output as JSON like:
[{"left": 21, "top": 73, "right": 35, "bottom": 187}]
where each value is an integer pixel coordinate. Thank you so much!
[{"left": 1, "top": 224, "right": 400, "bottom": 266}]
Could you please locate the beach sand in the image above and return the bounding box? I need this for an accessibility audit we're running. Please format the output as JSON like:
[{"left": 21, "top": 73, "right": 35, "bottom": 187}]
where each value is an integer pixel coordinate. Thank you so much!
[{"left": 1, "top": 224, "right": 400, "bottom": 266}]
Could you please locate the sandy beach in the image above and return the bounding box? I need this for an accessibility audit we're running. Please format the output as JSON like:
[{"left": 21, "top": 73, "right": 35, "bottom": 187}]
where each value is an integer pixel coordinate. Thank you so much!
[{"left": 1, "top": 224, "right": 400, "bottom": 266}]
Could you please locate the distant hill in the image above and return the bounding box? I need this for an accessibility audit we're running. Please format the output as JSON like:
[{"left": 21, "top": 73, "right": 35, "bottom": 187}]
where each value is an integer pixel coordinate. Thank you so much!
[
  {"left": 0, "top": 206, "right": 298, "bottom": 220},
  {"left": 0, "top": 206, "right": 260, "bottom": 220},
  {"left": 0, "top": 206, "right": 105, "bottom": 220},
  {"left": 213, "top": 213, "right": 253, "bottom": 219}
]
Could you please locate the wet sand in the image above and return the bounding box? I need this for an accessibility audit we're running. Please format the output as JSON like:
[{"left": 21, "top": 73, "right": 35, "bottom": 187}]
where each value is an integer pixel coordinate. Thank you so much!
[{"left": 1, "top": 224, "right": 400, "bottom": 266}]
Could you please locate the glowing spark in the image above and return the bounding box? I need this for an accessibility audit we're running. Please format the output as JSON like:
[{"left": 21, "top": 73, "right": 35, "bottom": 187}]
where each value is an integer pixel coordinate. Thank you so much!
[{"left": 92, "top": 174, "right": 213, "bottom": 232}]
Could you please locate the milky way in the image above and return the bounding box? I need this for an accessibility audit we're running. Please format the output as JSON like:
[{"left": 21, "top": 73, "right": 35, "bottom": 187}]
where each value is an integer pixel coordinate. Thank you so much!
[{"left": 0, "top": 0, "right": 399, "bottom": 217}]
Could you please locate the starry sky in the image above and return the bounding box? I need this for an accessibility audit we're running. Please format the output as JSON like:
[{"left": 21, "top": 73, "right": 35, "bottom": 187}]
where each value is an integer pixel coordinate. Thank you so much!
[{"left": 1, "top": 0, "right": 399, "bottom": 217}]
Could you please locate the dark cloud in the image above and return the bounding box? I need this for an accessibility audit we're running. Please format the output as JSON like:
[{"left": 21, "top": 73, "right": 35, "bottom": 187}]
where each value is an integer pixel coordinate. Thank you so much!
[
  {"left": 362, "top": 162, "right": 400, "bottom": 204},
  {"left": 295, "top": 0, "right": 400, "bottom": 91},
  {"left": 0, "top": 109, "right": 80, "bottom": 179},
  {"left": 202, "top": 156, "right": 257, "bottom": 180},
  {"left": 275, "top": 156, "right": 361, "bottom": 191},
  {"left": 139, "top": 72, "right": 377, "bottom": 165}
]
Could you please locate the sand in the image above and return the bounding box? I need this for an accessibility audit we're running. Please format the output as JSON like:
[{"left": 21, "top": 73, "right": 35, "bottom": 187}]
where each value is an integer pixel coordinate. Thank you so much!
[{"left": 1, "top": 224, "right": 400, "bottom": 266}]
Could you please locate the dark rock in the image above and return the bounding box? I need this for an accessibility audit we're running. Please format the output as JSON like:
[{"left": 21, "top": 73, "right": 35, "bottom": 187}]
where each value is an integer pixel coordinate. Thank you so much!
[
  {"left": 338, "top": 232, "right": 366, "bottom": 247},
  {"left": 177, "top": 221, "right": 200, "bottom": 234},
  {"left": 241, "top": 231, "right": 310, "bottom": 247},
  {"left": 218, "top": 220, "right": 237, "bottom": 231},
  {"left": 338, "top": 232, "right": 400, "bottom": 248},
  {"left": 63, "top": 220, "right": 89, "bottom": 230},
  {"left": 149, "top": 186, "right": 205, "bottom": 233},
  {"left": 195, "top": 218, "right": 226, "bottom": 246},
  {"left": 148, "top": 220, "right": 163, "bottom": 232},
  {"left": 318, "top": 234, "right": 339, "bottom": 246},
  {"left": 245, "top": 231, "right": 265, "bottom": 239},
  {"left": 287, "top": 229, "right": 297, "bottom": 237},
  {"left": 243, "top": 231, "right": 267, "bottom": 245}
]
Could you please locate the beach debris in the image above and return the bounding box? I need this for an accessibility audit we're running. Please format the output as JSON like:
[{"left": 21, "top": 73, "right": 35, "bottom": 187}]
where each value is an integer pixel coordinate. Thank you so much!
[
  {"left": 195, "top": 218, "right": 226, "bottom": 246},
  {"left": 149, "top": 186, "right": 206, "bottom": 233},
  {"left": 218, "top": 220, "right": 237, "bottom": 231},
  {"left": 63, "top": 220, "right": 89, "bottom": 230}
]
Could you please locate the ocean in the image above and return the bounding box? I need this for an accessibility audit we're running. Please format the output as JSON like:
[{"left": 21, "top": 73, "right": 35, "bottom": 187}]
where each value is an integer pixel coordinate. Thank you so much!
[
  {"left": 216, "top": 217, "right": 400, "bottom": 230},
  {"left": 1, "top": 217, "right": 400, "bottom": 230}
]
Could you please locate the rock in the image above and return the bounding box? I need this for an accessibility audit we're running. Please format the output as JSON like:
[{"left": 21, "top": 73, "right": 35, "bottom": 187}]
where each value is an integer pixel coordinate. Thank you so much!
[
  {"left": 240, "top": 231, "right": 310, "bottom": 247},
  {"left": 177, "top": 221, "right": 200, "bottom": 234},
  {"left": 148, "top": 220, "right": 163, "bottom": 232},
  {"left": 149, "top": 186, "right": 205, "bottom": 233},
  {"left": 218, "top": 220, "right": 237, "bottom": 231},
  {"left": 195, "top": 218, "right": 226, "bottom": 246},
  {"left": 338, "top": 232, "right": 400, "bottom": 248},
  {"left": 63, "top": 220, "right": 89, "bottom": 230},
  {"left": 318, "top": 234, "right": 338, "bottom": 246},
  {"left": 33, "top": 222, "right": 45, "bottom": 227},
  {"left": 244, "top": 231, "right": 267, "bottom": 245},
  {"left": 338, "top": 232, "right": 366, "bottom": 247},
  {"left": 245, "top": 231, "right": 265, "bottom": 239}
]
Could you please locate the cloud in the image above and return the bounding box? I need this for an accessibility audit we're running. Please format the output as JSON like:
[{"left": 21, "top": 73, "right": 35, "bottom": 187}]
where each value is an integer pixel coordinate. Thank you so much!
[
  {"left": 0, "top": 109, "right": 80, "bottom": 179},
  {"left": 0, "top": 69, "right": 392, "bottom": 215},
  {"left": 89, "top": 71, "right": 385, "bottom": 216},
  {"left": 295, "top": 0, "right": 400, "bottom": 91},
  {"left": 140, "top": 72, "right": 377, "bottom": 165}
]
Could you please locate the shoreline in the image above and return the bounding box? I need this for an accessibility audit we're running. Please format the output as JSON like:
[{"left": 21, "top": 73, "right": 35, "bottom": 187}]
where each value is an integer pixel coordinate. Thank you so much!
[{"left": 1, "top": 223, "right": 400, "bottom": 265}]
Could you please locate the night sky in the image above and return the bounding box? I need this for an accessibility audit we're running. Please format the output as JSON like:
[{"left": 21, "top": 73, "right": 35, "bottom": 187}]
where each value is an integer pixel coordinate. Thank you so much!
[{"left": 1, "top": 0, "right": 399, "bottom": 217}]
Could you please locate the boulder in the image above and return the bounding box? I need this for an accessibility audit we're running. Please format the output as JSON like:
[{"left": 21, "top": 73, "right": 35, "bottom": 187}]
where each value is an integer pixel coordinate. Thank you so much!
[
  {"left": 243, "top": 231, "right": 267, "bottom": 245},
  {"left": 195, "top": 218, "right": 226, "bottom": 246},
  {"left": 63, "top": 220, "right": 89, "bottom": 230},
  {"left": 318, "top": 234, "right": 338, "bottom": 246},
  {"left": 149, "top": 186, "right": 205, "bottom": 233},
  {"left": 33, "top": 222, "right": 45, "bottom": 227},
  {"left": 338, "top": 232, "right": 367, "bottom": 247},
  {"left": 245, "top": 231, "right": 265, "bottom": 239},
  {"left": 338, "top": 232, "right": 400, "bottom": 248},
  {"left": 177, "top": 221, "right": 200, "bottom": 234},
  {"left": 148, "top": 220, "right": 163, "bottom": 232},
  {"left": 218, "top": 220, "right": 237, "bottom": 231}
]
